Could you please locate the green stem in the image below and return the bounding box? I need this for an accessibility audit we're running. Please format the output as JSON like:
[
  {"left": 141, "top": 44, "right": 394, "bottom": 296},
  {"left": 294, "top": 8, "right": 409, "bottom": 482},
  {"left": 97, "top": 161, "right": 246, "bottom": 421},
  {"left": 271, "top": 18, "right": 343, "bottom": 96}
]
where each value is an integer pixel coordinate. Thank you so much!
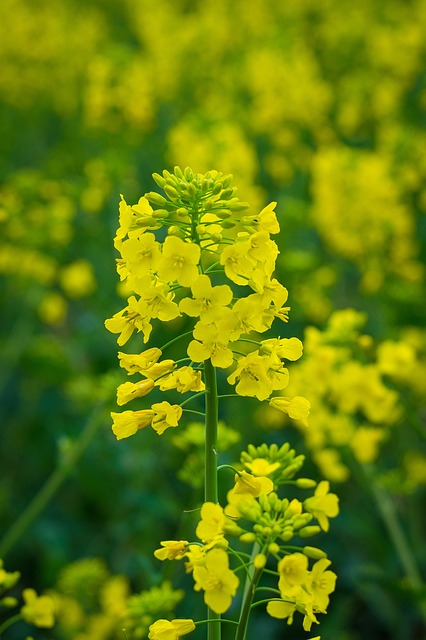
[
  {"left": 0, "top": 613, "right": 22, "bottom": 636},
  {"left": 235, "top": 544, "right": 263, "bottom": 640},
  {"left": 203, "top": 358, "right": 220, "bottom": 640},
  {"left": 0, "top": 404, "right": 107, "bottom": 558}
]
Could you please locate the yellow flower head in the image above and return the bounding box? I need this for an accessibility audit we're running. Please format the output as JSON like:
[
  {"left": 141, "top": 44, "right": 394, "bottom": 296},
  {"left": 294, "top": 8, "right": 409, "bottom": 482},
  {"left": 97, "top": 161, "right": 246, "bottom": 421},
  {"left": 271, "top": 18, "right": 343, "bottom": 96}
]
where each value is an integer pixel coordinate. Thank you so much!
[
  {"left": 193, "top": 548, "right": 239, "bottom": 614},
  {"left": 196, "top": 502, "right": 225, "bottom": 543},
  {"left": 111, "top": 409, "right": 155, "bottom": 440},
  {"left": 232, "top": 470, "right": 273, "bottom": 497},
  {"left": 151, "top": 402, "right": 183, "bottom": 435},
  {"left": 269, "top": 395, "right": 311, "bottom": 427},
  {"left": 148, "top": 618, "right": 195, "bottom": 640},
  {"left": 304, "top": 481, "right": 339, "bottom": 532},
  {"left": 116, "top": 379, "right": 155, "bottom": 405},
  {"left": 244, "top": 458, "right": 280, "bottom": 476},
  {"left": 154, "top": 540, "right": 189, "bottom": 561},
  {"left": 21, "top": 589, "right": 55, "bottom": 628},
  {"left": 157, "top": 236, "right": 200, "bottom": 287},
  {"left": 278, "top": 553, "right": 309, "bottom": 591}
]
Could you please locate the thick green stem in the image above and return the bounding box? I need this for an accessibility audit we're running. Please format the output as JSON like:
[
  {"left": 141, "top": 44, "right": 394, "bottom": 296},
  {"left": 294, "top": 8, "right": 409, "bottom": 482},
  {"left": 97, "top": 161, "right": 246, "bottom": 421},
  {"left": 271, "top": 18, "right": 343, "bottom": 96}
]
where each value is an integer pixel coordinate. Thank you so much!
[
  {"left": 204, "top": 358, "right": 220, "bottom": 640},
  {"left": 204, "top": 358, "right": 218, "bottom": 504},
  {"left": 0, "top": 404, "right": 106, "bottom": 558},
  {"left": 235, "top": 544, "right": 263, "bottom": 640}
]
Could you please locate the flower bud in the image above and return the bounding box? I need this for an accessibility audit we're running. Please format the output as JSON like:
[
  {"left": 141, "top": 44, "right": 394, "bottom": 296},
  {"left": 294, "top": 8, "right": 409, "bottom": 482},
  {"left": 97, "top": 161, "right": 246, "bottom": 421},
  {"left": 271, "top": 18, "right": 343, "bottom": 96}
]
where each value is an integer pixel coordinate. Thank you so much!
[
  {"left": 303, "top": 546, "right": 327, "bottom": 559},
  {"left": 268, "top": 542, "right": 280, "bottom": 554},
  {"left": 174, "top": 166, "right": 184, "bottom": 179},
  {"left": 253, "top": 553, "right": 267, "bottom": 569},
  {"left": 298, "top": 525, "right": 322, "bottom": 538},
  {"left": 240, "top": 532, "right": 256, "bottom": 544},
  {"left": 152, "top": 173, "right": 166, "bottom": 188},
  {"left": 164, "top": 185, "right": 179, "bottom": 200},
  {"left": 145, "top": 191, "right": 167, "bottom": 206},
  {"left": 0, "top": 596, "right": 18, "bottom": 607},
  {"left": 296, "top": 478, "right": 317, "bottom": 489},
  {"left": 152, "top": 209, "right": 169, "bottom": 219}
]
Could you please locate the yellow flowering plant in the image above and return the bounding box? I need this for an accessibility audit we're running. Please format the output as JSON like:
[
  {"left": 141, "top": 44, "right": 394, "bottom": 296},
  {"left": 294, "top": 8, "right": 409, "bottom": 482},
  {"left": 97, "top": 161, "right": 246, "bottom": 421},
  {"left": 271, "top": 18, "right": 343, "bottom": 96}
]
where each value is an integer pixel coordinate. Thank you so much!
[{"left": 105, "top": 167, "right": 339, "bottom": 639}]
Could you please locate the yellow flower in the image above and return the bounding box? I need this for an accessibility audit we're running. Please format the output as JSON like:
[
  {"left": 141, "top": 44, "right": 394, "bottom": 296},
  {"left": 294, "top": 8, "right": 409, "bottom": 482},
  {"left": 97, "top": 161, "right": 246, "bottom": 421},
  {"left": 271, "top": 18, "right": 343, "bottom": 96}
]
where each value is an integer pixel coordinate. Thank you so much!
[
  {"left": 232, "top": 470, "right": 273, "bottom": 497},
  {"left": 187, "top": 321, "right": 234, "bottom": 369},
  {"left": 21, "top": 589, "right": 55, "bottom": 628},
  {"left": 304, "top": 481, "right": 339, "bottom": 532},
  {"left": 151, "top": 401, "right": 183, "bottom": 435},
  {"left": 156, "top": 366, "right": 205, "bottom": 393},
  {"left": 104, "top": 296, "right": 152, "bottom": 345},
  {"left": 266, "top": 598, "right": 296, "bottom": 622},
  {"left": 220, "top": 241, "right": 255, "bottom": 284},
  {"left": 154, "top": 540, "right": 189, "bottom": 561},
  {"left": 308, "top": 558, "right": 337, "bottom": 611},
  {"left": 111, "top": 409, "right": 155, "bottom": 440},
  {"left": 116, "top": 379, "right": 155, "bottom": 405},
  {"left": 244, "top": 458, "right": 280, "bottom": 476},
  {"left": 157, "top": 236, "right": 200, "bottom": 287},
  {"left": 118, "top": 348, "right": 162, "bottom": 374},
  {"left": 196, "top": 502, "right": 225, "bottom": 543},
  {"left": 260, "top": 337, "right": 303, "bottom": 361},
  {"left": 148, "top": 618, "right": 195, "bottom": 640},
  {"left": 179, "top": 274, "right": 233, "bottom": 320},
  {"left": 278, "top": 553, "right": 309, "bottom": 591},
  {"left": 193, "top": 548, "right": 239, "bottom": 614},
  {"left": 227, "top": 351, "right": 274, "bottom": 400},
  {"left": 269, "top": 396, "right": 311, "bottom": 427}
]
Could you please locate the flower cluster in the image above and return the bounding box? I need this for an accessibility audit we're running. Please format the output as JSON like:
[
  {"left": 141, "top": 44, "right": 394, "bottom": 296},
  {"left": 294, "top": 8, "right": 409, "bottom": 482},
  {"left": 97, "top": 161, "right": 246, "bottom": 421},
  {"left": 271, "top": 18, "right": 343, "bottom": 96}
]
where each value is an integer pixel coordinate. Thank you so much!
[
  {"left": 151, "top": 444, "right": 338, "bottom": 634},
  {"left": 106, "top": 167, "right": 309, "bottom": 439}
]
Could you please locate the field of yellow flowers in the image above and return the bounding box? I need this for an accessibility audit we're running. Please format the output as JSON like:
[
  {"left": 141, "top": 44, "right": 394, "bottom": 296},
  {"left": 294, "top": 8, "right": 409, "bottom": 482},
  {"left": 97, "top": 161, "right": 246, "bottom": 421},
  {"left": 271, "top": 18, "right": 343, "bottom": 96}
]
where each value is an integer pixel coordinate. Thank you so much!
[{"left": 1, "top": 1, "right": 425, "bottom": 639}]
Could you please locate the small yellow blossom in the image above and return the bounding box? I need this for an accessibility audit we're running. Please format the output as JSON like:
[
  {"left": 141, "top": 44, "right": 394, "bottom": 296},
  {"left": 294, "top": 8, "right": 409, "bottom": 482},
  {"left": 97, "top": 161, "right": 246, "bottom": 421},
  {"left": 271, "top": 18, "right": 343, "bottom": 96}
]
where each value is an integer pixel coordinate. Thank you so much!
[
  {"left": 232, "top": 470, "right": 273, "bottom": 497},
  {"left": 278, "top": 553, "right": 309, "bottom": 590},
  {"left": 148, "top": 618, "right": 195, "bottom": 640},
  {"left": 118, "top": 348, "right": 162, "bottom": 374},
  {"left": 193, "top": 548, "right": 239, "bottom": 614},
  {"left": 154, "top": 540, "right": 189, "bottom": 561},
  {"left": 269, "top": 396, "right": 311, "bottom": 427},
  {"left": 116, "top": 379, "right": 155, "bottom": 405},
  {"left": 157, "top": 236, "right": 200, "bottom": 287},
  {"left": 21, "top": 589, "right": 55, "bottom": 628},
  {"left": 244, "top": 458, "right": 281, "bottom": 476},
  {"left": 304, "top": 481, "right": 339, "bottom": 532},
  {"left": 111, "top": 409, "right": 155, "bottom": 440},
  {"left": 196, "top": 502, "right": 225, "bottom": 543},
  {"left": 151, "top": 402, "right": 183, "bottom": 435}
]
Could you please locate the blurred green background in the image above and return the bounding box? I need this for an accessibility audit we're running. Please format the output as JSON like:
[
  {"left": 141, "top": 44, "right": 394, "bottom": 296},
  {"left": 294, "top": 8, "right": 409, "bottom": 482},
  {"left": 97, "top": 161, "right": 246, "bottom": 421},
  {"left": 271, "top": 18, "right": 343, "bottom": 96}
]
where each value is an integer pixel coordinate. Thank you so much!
[{"left": 1, "top": 0, "right": 426, "bottom": 638}]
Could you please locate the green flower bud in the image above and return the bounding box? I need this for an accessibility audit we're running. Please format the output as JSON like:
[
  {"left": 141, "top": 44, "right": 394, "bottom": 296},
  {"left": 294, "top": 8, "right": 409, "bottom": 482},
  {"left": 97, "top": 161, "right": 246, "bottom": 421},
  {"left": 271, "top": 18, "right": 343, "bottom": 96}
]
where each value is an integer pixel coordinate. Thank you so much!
[
  {"left": 168, "top": 226, "right": 185, "bottom": 237},
  {"left": 164, "top": 185, "right": 180, "bottom": 200},
  {"left": 184, "top": 166, "right": 194, "bottom": 180},
  {"left": 296, "top": 478, "right": 317, "bottom": 489},
  {"left": 240, "top": 532, "right": 256, "bottom": 544},
  {"left": 176, "top": 207, "right": 189, "bottom": 217},
  {"left": 145, "top": 191, "right": 167, "bottom": 206},
  {"left": 303, "top": 546, "right": 327, "bottom": 559},
  {"left": 214, "top": 209, "right": 232, "bottom": 219},
  {"left": 298, "top": 525, "right": 322, "bottom": 538},
  {"left": 268, "top": 542, "right": 280, "bottom": 554},
  {"left": 222, "top": 174, "right": 233, "bottom": 188},
  {"left": 228, "top": 199, "right": 249, "bottom": 211},
  {"left": 253, "top": 553, "right": 267, "bottom": 569},
  {"left": 212, "top": 182, "right": 223, "bottom": 195},
  {"left": 221, "top": 188, "right": 235, "bottom": 200},
  {"left": 152, "top": 209, "right": 169, "bottom": 219},
  {"left": 221, "top": 219, "right": 236, "bottom": 229},
  {"left": 152, "top": 173, "right": 166, "bottom": 188},
  {"left": 174, "top": 166, "right": 184, "bottom": 179},
  {"left": 186, "top": 182, "right": 197, "bottom": 198},
  {"left": 0, "top": 596, "right": 18, "bottom": 607},
  {"left": 281, "top": 529, "right": 294, "bottom": 541},
  {"left": 135, "top": 216, "right": 157, "bottom": 227}
]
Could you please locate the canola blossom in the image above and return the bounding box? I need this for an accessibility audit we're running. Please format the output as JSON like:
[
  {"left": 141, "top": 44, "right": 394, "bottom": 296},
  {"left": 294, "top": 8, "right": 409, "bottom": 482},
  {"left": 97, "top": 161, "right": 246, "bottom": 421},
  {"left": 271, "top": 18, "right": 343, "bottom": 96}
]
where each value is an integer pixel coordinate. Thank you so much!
[{"left": 105, "top": 167, "right": 310, "bottom": 438}]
